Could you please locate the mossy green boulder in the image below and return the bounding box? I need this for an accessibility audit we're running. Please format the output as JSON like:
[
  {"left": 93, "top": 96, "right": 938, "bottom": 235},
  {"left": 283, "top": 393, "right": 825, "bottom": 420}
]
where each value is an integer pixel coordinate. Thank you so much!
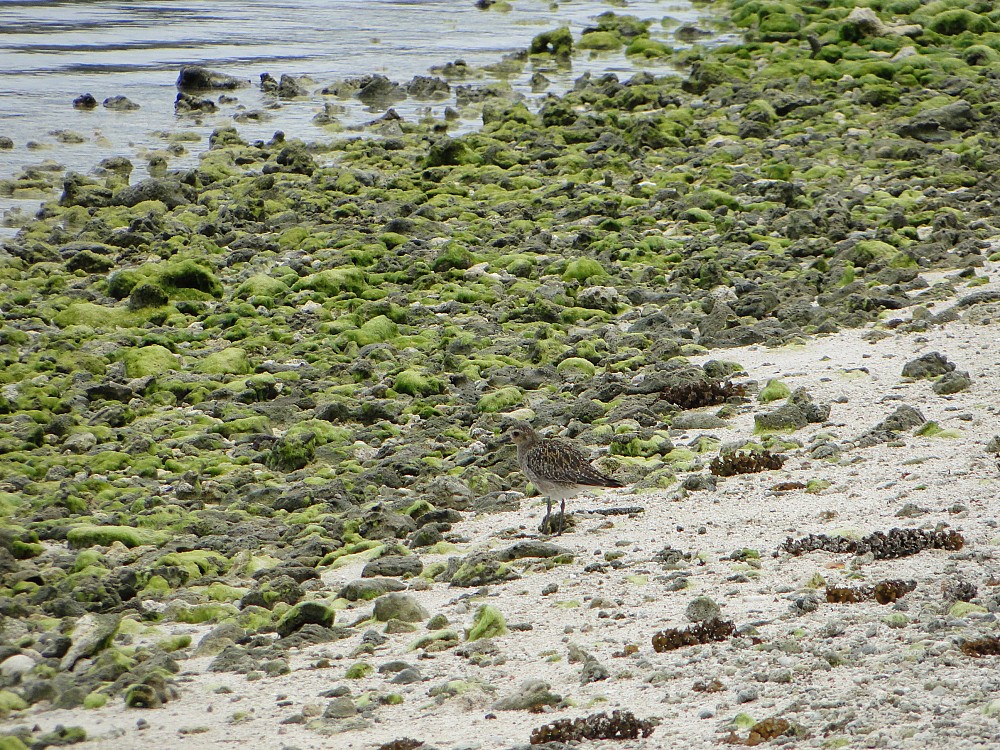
[{"left": 123, "top": 345, "right": 180, "bottom": 378}]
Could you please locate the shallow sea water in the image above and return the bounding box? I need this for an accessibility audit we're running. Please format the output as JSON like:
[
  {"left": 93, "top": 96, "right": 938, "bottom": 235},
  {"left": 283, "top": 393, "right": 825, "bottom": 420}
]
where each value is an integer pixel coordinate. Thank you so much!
[{"left": 0, "top": 0, "right": 723, "bottom": 227}]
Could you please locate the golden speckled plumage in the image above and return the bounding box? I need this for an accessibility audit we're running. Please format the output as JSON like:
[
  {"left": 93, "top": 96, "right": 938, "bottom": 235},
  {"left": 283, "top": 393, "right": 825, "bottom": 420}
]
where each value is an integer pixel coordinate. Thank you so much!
[{"left": 507, "top": 420, "right": 623, "bottom": 533}]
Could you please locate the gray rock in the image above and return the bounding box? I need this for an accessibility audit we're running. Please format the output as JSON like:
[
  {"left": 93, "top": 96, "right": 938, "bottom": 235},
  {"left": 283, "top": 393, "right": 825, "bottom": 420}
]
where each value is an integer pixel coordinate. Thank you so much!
[
  {"left": 60, "top": 613, "right": 120, "bottom": 670},
  {"left": 492, "top": 679, "right": 561, "bottom": 711},
  {"left": 424, "top": 475, "right": 475, "bottom": 510},
  {"left": 63, "top": 431, "right": 98, "bottom": 453},
  {"left": 932, "top": 370, "right": 971, "bottom": 395},
  {"left": 878, "top": 405, "right": 926, "bottom": 432},
  {"left": 177, "top": 65, "right": 249, "bottom": 90},
  {"left": 112, "top": 178, "right": 193, "bottom": 209},
  {"left": 390, "top": 667, "right": 422, "bottom": 684},
  {"left": 495, "top": 541, "right": 571, "bottom": 562},
  {"left": 754, "top": 402, "right": 808, "bottom": 431},
  {"left": 377, "top": 660, "right": 413, "bottom": 674},
  {"left": 671, "top": 412, "right": 727, "bottom": 430},
  {"left": 901, "top": 351, "right": 955, "bottom": 379},
  {"left": 338, "top": 577, "right": 407, "bottom": 602},
  {"left": 579, "top": 656, "right": 609, "bottom": 684},
  {"left": 0, "top": 653, "right": 35, "bottom": 679},
  {"left": 373, "top": 592, "right": 429, "bottom": 623},
  {"left": 789, "top": 387, "right": 831, "bottom": 423},
  {"left": 361, "top": 554, "right": 423, "bottom": 578},
  {"left": 103, "top": 95, "right": 140, "bottom": 111},
  {"left": 208, "top": 645, "right": 260, "bottom": 674},
  {"left": 276, "top": 601, "right": 336, "bottom": 637},
  {"left": 323, "top": 696, "right": 357, "bottom": 719},
  {"left": 577, "top": 285, "right": 621, "bottom": 313},
  {"left": 681, "top": 474, "right": 717, "bottom": 492},
  {"left": 195, "top": 623, "right": 246, "bottom": 657},
  {"left": 686, "top": 596, "right": 722, "bottom": 622}
]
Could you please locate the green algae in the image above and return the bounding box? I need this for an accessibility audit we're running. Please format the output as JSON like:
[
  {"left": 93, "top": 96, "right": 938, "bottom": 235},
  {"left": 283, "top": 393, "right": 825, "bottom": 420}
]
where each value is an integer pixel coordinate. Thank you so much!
[
  {"left": 195, "top": 347, "right": 253, "bottom": 375},
  {"left": 477, "top": 386, "right": 523, "bottom": 413},
  {"left": 123, "top": 345, "right": 180, "bottom": 378},
  {"left": 758, "top": 379, "right": 792, "bottom": 404},
  {"left": 467, "top": 604, "right": 508, "bottom": 641},
  {"left": 67, "top": 525, "right": 168, "bottom": 549}
]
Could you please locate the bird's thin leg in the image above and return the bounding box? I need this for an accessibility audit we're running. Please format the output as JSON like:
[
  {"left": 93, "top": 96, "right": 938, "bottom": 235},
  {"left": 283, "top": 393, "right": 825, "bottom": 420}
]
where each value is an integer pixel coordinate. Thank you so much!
[
  {"left": 558, "top": 498, "right": 566, "bottom": 535},
  {"left": 544, "top": 497, "right": 552, "bottom": 535}
]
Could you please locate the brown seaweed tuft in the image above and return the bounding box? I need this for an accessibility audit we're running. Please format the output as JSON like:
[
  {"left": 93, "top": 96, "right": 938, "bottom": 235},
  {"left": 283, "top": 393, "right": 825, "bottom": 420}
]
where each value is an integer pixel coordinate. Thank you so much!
[
  {"left": 710, "top": 450, "right": 785, "bottom": 477},
  {"left": 378, "top": 739, "right": 424, "bottom": 750},
  {"left": 651, "top": 618, "right": 736, "bottom": 653},
  {"left": 529, "top": 709, "right": 656, "bottom": 744},
  {"left": 659, "top": 379, "right": 747, "bottom": 410},
  {"left": 960, "top": 637, "right": 1000, "bottom": 657},
  {"left": 826, "top": 579, "right": 916, "bottom": 605},
  {"left": 781, "top": 528, "right": 964, "bottom": 559}
]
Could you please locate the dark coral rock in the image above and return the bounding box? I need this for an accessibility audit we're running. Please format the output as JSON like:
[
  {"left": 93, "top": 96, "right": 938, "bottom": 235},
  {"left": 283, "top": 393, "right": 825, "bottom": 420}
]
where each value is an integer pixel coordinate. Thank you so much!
[
  {"left": 932, "top": 370, "right": 971, "bottom": 395},
  {"left": 825, "top": 579, "right": 916, "bottom": 605},
  {"left": 651, "top": 618, "right": 735, "bottom": 652},
  {"left": 530, "top": 710, "right": 655, "bottom": 744},
  {"left": 709, "top": 450, "right": 785, "bottom": 477},
  {"left": 901, "top": 351, "right": 956, "bottom": 379},
  {"left": 782, "top": 528, "right": 964, "bottom": 559}
]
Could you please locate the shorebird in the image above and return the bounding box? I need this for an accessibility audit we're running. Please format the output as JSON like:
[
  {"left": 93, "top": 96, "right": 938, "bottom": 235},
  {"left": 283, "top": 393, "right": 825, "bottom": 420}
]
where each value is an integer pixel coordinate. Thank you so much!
[{"left": 507, "top": 420, "right": 623, "bottom": 535}]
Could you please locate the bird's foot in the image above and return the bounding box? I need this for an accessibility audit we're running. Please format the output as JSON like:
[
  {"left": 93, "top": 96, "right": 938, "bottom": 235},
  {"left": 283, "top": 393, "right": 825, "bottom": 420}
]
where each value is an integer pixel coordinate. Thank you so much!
[{"left": 539, "top": 511, "right": 574, "bottom": 536}]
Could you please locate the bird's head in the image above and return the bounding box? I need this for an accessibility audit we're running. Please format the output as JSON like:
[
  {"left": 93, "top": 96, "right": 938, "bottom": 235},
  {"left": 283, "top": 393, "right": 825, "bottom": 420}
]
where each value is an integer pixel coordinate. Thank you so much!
[{"left": 506, "top": 420, "right": 538, "bottom": 448}]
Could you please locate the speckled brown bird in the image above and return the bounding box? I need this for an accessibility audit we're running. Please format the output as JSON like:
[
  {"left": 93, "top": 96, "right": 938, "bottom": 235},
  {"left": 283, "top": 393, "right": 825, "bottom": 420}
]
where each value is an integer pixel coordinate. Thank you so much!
[{"left": 507, "top": 420, "right": 623, "bottom": 534}]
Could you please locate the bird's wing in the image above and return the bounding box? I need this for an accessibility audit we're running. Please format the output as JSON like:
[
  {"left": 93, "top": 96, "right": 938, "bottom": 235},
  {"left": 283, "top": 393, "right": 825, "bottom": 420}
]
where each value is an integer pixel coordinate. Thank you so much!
[{"left": 527, "top": 440, "right": 623, "bottom": 488}]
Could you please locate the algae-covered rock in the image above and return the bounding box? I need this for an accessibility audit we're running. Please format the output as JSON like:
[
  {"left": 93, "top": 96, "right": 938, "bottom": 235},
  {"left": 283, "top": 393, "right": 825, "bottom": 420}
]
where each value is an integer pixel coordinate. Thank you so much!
[
  {"left": 563, "top": 258, "right": 606, "bottom": 283},
  {"left": 530, "top": 27, "right": 573, "bottom": 58},
  {"left": 373, "top": 593, "right": 429, "bottom": 623},
  {"left": 61, "top": 613, "right": 121, "bottom": 670},
  {"left": 901, "top": 351, "right": 955, "bottom": 379},
  {"left": 393, "top": 369, "right": 444, "bottom": 397},
  {"left": 122, "top": 345, "right": 179, "bottom": 378},
  {"left": 448, "top": 552, "right": 518, "bottom": 587},
  {"left": 467, "top": 604, "right": 507, "bottom": 641},
  {"left": 266, "top": 431, "right": 316, "bottom": 471},
  {"left": 758, "top": 379, "right": 791, "bottom": 403},
  {"left": 338, "top": 578, "right": 407, "bottom": 602},
  {"left": 275, "top": 601, "right": 336, "bottom": 637},
  {"left": 293, "top": 267, "right": 367, "bottom": 296},
  {"left": 67, "top": 525, "right": 167, "bottom": 549},
  {"left": 493, "top": 678, "right": 561, "bottom": 710},
  {"left": 477, "top": 386, "right": 523, "bottom": 413},
  {"left": 932, "top": 370, "right": 971, "bottom": 395},
  {"left": 127, "top": 282, "right": 169, "bottom": 311},
  {"left": 196, "top": 347, "right": 253, "bottom": 375}
]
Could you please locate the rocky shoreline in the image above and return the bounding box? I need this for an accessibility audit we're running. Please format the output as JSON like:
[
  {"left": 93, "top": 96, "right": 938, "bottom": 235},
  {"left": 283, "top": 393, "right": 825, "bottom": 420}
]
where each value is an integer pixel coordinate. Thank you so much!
[{"left": 3, "top": 1, "right": 1000, "bottom": 748}]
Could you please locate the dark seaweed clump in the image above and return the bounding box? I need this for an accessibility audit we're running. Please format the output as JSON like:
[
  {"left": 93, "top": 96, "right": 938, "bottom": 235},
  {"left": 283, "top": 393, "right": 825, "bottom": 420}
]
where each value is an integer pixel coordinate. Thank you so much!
[
  {"left": 941, "top": 579, "right": 978, "bottom": 603},
  {"left": 651, "top": 618, "right": 736, "bottom": 653},
  {"left": 378, "top": 739, "right": 425, "bottom": 750},
  {"left": 960, "top": 637, "right": 1000, "bottom": 657},
  {"left": 781, "top": 528, "right": 964, "bottom": 559},
  {"left": 710, "top": 450, "right": 785, "bottom": 477},
  {"left": 826, "top": 579, "right": 916, "bottom": 605},
  {"left": 530, "top": 709, "right": 656, "bottom": 744},
  {"left": 658, "top": 379, "right": 746, "bottom": 410}
]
